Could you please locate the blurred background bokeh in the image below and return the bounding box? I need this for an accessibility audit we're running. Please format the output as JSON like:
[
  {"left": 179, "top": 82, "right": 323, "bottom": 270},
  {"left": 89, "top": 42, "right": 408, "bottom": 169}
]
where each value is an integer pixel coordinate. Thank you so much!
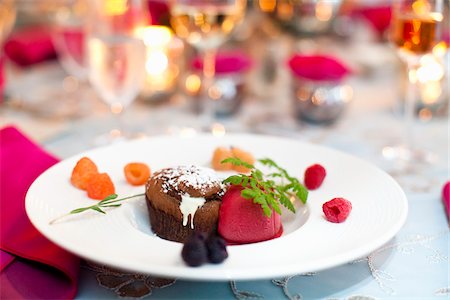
[{"left": 1, "top": 0, "right": 448, "bottom": 143}]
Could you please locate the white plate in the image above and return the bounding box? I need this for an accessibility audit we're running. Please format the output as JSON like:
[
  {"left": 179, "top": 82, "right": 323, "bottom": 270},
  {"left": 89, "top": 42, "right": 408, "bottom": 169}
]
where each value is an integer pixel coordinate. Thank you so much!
[{"left": 26, "top": 134, "right": 408, "bottom": 281}]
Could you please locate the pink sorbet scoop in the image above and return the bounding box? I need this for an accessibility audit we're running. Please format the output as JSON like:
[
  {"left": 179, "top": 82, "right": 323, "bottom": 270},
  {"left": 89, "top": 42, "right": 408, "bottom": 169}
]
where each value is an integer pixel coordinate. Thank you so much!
[{"left": 218, "top": 185, "right": 282, "bottom": 244}]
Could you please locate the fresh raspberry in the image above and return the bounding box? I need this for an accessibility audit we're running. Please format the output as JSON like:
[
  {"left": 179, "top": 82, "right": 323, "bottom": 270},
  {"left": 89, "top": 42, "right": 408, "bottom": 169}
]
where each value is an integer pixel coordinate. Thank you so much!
[
  {"left": 304, "top": 164, "right": 326, "bottom": 190},
  {"left": 322, "top": 197, "right": 352, "bottom": 223},
  {"left": 86, "top": 173, "right": 115, "bottom": 200}
]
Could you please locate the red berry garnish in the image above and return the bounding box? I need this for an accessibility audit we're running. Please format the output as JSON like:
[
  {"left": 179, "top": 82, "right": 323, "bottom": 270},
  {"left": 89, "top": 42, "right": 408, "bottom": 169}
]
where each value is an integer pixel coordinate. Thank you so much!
[
  {"left": 304, "top": 164, "right": 326, "bottom": 190},
  {"left": 322, "top": 197, "right": 352, "bottom": 223}
]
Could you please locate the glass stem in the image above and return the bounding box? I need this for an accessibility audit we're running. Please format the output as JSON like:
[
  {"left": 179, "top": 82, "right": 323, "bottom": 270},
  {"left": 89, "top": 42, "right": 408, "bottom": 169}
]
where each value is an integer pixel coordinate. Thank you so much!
[
  {"left": 110, "top": 103, "right": 125, "bottom": 139},
  {"left": 404, "top": 62, "right": 419, "bottom": 153},
  {"left": 201, "top": 48, "right": 217, "bottom": 131}
]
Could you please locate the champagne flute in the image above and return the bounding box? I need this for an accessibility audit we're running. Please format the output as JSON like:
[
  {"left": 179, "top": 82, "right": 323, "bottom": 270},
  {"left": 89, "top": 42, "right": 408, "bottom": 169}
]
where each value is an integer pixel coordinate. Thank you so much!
[
  {"left": 86, "top": 0, "right": 147, "bottom": 143},
  {"left": 169, "top": 0, "right": 247, "bottom": 131},
  {"left": 385, "top": 0, "right": 446, "bottom": 163}
]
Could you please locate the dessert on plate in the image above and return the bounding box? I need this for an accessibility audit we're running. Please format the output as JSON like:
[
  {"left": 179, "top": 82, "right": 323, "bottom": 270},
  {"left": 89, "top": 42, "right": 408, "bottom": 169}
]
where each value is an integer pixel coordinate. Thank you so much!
[{"left": 145, "top": 165, "right": 225, "bottom": 243}]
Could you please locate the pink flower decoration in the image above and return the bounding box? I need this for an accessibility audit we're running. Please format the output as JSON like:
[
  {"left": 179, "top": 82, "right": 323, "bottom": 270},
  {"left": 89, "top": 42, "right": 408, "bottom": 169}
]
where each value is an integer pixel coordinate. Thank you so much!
[
  {"left": 192, "top": 51, "right": 252, "bottom": 74},
  {"left": 288, "top": 54, "right": 351, "bottom": 82}
]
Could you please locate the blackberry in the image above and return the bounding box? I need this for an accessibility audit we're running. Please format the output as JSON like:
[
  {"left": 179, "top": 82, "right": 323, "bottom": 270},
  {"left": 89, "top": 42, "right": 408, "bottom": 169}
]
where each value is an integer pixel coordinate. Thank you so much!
[
  {"left": 206, "top": 234, "right": 228, "bottom": 264},
  {"left": 181, "top": 232, "right": 208, "bottom": 267}
]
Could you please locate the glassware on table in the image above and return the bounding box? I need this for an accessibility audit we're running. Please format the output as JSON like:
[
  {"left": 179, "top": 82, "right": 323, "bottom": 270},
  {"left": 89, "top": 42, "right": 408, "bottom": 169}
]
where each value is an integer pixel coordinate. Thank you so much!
[
  {"left": 0, "top": 0, "right": 16, "bottom": 45},
  {"left": 168, "top": 0, "right": 247, "bottom": 131},
  {"left": 52, "top": 0, "right": 88, "bottom": 80},
  {"left": 384, "top": 0, "right": 446, "bottom": 163},
  {"left": 86, "top": 0, "right": 147, "bottom": 143},
  {"left": 0, "top": 0, "right": 16, "bottom": 99},
  {"left": 48, "top": 0, "right": 96, "bottom": 118}
]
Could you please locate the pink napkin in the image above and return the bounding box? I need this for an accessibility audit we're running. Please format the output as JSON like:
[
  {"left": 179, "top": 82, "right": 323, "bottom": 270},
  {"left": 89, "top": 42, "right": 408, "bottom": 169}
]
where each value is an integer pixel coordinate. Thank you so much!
[
  {"left": 147, "top": 0, "right": 170, "bottom": 25},
  {"left": 288, "top": 54, "right": 351, "bottom": 82},
  {"left": 0, "top": 126, "right": 80, "bottom": 299},
  {"left": 0, "top": 55, "right": 4, "bottom": 102},
  {"left": 192, "top": 51, "right": 252, "bottom": 74},
  {"left": 351, "top": 5, "right": 392, "bottom": 37},
  {"left": 3, "top": 27, "right": 57, "bottom": 67},
  {"left": 443, "top": 181, "right": 450, "bottom": 223}
]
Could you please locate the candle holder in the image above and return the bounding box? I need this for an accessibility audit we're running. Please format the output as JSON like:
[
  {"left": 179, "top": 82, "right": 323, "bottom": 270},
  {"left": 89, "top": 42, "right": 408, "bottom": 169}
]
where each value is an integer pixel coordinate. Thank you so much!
[
  {"left": 185, "top": 51, "right": 252, "bottom": 117},
  {"left": 288, "top": 54, "right": 352, "bottom": 125},
  {"left": 139, "top": 25, "right": 184, "bottom": 102}
]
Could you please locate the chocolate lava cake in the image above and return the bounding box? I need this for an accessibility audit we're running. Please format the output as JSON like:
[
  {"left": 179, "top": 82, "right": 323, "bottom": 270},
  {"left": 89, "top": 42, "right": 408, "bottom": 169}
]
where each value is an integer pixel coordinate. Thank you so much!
[{"left": 145, "top": 166, "right": 225, "bottom": 243}]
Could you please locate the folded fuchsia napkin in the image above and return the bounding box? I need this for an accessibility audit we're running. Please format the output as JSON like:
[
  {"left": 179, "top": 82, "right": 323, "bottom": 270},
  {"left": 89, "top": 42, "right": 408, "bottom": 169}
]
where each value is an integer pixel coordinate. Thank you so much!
[
  {"left": 288, "top": 54, "right": 351, "bottom": 82},
  {"left": 3, "top": 27, "right": 57, "bottom": 67},
  {"left": 192, "top": 51, "right": 252, "bottom": 74},
  {"left": 147, "top": 0, "right": 170, "bottom": 25},
  {"left": 0, "top": 55, "right": 4, "bottom": 102},
  {"left": 351, "top": 5, "right": 392, "bottom": 37},
  {"left": 0, "top": 126, "right": 80, "bottom": 299},
  {"left": 443, "top": 181, "right": 450, "bottom": 223}
]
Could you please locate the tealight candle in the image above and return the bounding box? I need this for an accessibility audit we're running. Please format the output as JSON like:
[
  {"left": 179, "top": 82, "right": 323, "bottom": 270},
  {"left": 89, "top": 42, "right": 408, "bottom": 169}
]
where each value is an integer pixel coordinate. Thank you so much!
[
  {"left": 137, "top": 25, "right": 183, "bottom": 101},
  {"left": 185, "top": 51, "right": 252, "bottom": 117}
]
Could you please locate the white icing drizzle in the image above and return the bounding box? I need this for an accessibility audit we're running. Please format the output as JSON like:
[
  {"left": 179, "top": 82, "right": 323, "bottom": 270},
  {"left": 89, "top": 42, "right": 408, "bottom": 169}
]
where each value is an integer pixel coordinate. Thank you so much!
[{"left": 179, "top": 194, "right": 206, "bottom": 229}]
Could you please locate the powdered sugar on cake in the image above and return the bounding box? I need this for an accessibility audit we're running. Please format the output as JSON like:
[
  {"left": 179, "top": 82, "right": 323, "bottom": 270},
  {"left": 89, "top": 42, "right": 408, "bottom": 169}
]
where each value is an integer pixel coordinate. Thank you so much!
[{"left": 151, "top": 165, "right": 225, "bottom": 196}]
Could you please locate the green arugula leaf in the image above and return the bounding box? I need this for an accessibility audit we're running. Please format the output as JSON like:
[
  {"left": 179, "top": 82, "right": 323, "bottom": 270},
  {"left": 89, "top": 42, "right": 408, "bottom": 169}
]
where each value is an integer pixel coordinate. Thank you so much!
[{"left": 222, "top": 157, "right": 309, "bottom": 218}]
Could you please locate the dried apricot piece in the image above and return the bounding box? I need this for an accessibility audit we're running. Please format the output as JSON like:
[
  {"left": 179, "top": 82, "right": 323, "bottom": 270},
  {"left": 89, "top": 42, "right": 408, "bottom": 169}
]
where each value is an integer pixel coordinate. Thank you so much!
[
  {"left": 124, "top": 162, "right": 151, "bottom": 186},
  {"left": 231, "top": 147, "right": 255, "bottom": 173},
  {"left": 70, "top": 157, "right": 99, "bottom": 190},
  {"left": 211, "top": 147, "right": 233, "bottom": 171},
  {"left": 86, "top": 173, "right": 115, "bottom": 200}
]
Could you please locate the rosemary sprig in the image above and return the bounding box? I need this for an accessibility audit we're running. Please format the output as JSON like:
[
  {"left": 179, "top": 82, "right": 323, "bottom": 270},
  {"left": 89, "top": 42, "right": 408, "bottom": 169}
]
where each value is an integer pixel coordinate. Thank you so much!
[
  {"left": 49, "top": 193, "right": 145, "bottom": 224},
  {"left": 222, "top": 157, "right": 308, "bottom": 218}
]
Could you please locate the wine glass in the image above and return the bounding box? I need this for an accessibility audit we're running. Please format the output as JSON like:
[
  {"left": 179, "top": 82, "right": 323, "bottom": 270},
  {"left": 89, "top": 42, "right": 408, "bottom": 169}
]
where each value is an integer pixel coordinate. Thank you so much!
[
  {"left": 86, "top": 0, "right": 147, "bottom": 143},
  {"left": 50, "top": 0, "right": 95, "bottom": 118},
  {"left": 385, "top": 0, "right": 446, "bottom": 164},
  {"left": 0, "top": 0, "right": 16, "bottom": 45},
  {"left": 168, "top": 0, "right": 247, "bottom": 131},
  {"left": 53, "top": 0, "right": 88, "bottom": 80},
  {"left": 0, "top": 0, "right": 16, "bottom": 99}
]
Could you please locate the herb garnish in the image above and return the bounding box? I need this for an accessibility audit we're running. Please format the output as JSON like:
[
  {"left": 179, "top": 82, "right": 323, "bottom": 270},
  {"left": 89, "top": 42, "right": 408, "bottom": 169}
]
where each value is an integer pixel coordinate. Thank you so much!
[
  {"left": 49, "top": 193, "right": 144, "bottom": 224},
  {"left": 222, "top": 157, "right": 308, "bottom": 217}
]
